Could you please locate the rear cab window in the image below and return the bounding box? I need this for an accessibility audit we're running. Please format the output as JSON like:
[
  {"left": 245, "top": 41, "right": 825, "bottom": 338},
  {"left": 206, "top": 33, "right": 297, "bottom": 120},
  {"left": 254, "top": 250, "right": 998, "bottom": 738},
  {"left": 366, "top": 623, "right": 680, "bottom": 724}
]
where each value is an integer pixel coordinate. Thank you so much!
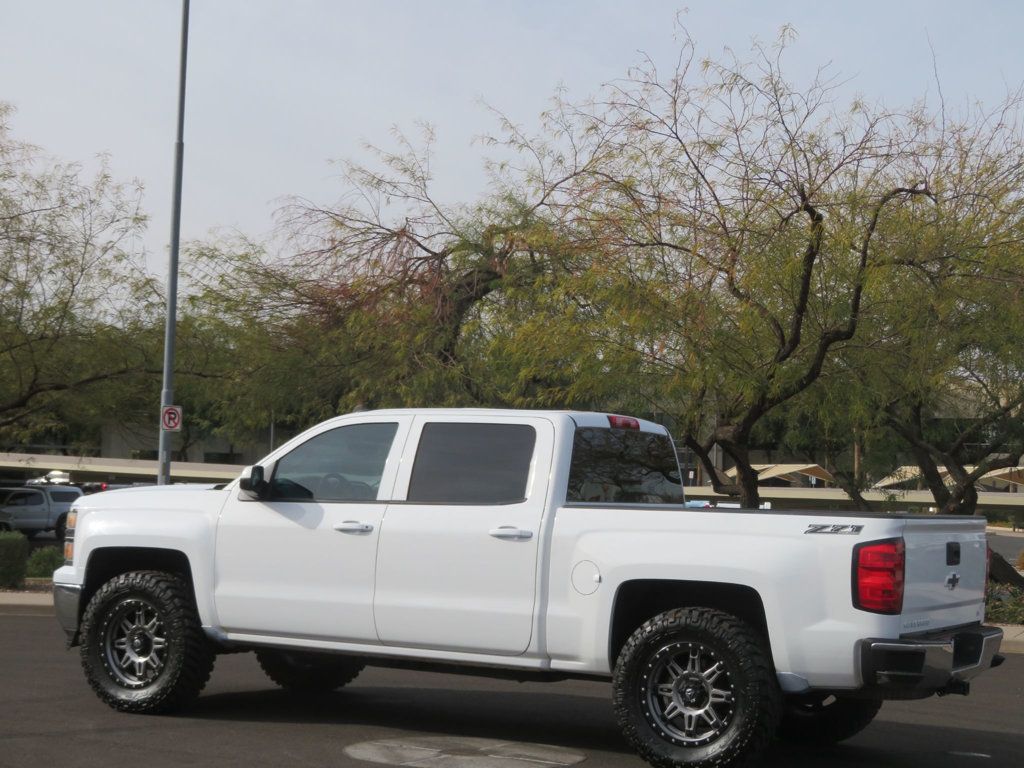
[
  {"left": 48, "top": 490, "right": 82, "bottom": 503},
  {"left": 567, "top": 423, "right": 685, "bottom": 504}
]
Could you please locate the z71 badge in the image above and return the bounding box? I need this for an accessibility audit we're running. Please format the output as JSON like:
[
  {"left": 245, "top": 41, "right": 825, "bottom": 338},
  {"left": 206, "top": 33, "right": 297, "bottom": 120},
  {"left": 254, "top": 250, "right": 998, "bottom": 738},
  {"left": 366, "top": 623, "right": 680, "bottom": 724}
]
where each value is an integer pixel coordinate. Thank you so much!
[{"left": 804, "top": 524, "right": 864, "bottom": 535}]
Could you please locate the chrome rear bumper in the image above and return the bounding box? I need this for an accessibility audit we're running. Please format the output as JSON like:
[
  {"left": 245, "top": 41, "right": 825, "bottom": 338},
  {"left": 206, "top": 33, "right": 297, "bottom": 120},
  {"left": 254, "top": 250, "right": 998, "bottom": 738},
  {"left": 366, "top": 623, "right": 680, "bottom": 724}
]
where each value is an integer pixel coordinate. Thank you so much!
[{"left": 859, "top": 624, "right": 1003, "bottom": 698}]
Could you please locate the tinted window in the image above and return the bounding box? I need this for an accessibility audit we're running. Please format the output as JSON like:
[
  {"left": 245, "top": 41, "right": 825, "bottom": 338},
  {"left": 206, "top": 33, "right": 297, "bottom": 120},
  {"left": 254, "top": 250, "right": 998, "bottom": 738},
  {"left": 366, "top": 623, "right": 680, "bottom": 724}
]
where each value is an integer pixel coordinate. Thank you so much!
[
  {"left": 271, "top": 422, "right": 398, "bottom": 502},
  {"left": 567, "top": 427, "right": 685, "bottom": 504},
  {"left": 7, "top": 491, "right": 44, "bottom": 507},
  {"left": 407, "top": 423, "right": 536, "bottom": 504},
  {"left": 49, "top": 491, "right": 81, "bottom": 503}
]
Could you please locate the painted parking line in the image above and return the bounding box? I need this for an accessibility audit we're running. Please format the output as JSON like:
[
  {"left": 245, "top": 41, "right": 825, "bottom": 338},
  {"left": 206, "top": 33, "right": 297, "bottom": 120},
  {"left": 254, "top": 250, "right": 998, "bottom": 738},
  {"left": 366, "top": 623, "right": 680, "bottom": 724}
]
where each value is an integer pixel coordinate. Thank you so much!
[{"left": 344, "top": 736, "right": 586, "bottom": 767}]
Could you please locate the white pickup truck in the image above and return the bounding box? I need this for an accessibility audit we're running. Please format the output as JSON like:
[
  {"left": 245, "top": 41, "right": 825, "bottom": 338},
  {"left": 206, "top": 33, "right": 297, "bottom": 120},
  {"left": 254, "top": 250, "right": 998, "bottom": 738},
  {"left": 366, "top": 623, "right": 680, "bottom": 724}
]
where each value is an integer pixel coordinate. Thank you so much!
[{"left": 53, "top": 409, "right": 1003, "bottom": 768}]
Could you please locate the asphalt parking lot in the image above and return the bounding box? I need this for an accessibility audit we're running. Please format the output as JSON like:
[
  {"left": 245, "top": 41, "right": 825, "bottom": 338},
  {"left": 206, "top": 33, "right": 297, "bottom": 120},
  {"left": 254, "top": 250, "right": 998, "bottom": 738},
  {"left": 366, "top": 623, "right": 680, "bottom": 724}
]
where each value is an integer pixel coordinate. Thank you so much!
[
  {"left": 989, "top": 530, "right": 1024, "bottom": 565},
  {"left": 1, "top": 611, "right": 1022, "bottom": 768}
]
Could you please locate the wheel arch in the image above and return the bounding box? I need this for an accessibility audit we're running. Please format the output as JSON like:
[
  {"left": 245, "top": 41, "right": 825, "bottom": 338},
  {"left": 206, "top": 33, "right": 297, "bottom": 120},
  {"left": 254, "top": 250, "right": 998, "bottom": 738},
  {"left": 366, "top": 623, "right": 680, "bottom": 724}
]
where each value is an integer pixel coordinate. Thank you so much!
[
  {"left": 80, "top": 547, "right": 196, "bottom": 625},
  {"left": 608, "top": 579, "right": 772, "bottom": 670}
]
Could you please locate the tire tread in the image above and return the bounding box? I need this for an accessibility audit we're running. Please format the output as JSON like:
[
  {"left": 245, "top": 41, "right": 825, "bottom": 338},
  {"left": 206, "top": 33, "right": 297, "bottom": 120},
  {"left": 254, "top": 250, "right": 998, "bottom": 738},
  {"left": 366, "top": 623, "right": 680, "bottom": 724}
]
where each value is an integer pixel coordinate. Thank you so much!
[
  {"left": 79, "top": 570, "right": 214, "bottom": 714},
  {"left": 612, "top": 607, "right": 781, "bottom": 768}
]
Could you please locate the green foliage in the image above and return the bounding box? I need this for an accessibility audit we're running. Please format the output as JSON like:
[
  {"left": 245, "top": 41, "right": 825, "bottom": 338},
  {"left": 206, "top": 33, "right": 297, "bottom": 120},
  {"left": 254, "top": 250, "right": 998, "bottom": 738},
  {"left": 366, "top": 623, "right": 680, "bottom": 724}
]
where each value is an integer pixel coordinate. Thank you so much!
[
  {"left": 986, "top": 582, "right": 1024, "bottom": 625},
  {"left": 25, "top": 545, "right": 64, "bottom": 578},
  {"left": 0, "top": 103, "right": 157, "bottom": 444},
  {"left": 0, "top": 531, "right": 29, "bottom": 588}
]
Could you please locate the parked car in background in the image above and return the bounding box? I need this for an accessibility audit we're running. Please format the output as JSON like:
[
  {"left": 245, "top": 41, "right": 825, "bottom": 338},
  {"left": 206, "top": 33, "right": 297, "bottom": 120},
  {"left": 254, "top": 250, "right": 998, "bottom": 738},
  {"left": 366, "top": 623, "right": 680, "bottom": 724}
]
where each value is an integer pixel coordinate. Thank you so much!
[
  {"left": 0, "top": 505, "right": 12, "bottom": 531},
  {"left": 0, "top": 485, "right": 83, "bottom": 539}
]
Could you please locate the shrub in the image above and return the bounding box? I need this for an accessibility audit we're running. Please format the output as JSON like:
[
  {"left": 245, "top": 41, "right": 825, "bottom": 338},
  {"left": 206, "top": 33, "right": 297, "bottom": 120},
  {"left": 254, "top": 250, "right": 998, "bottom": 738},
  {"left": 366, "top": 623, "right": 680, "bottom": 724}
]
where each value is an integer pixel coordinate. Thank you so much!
[
  {"left": 0, "top": 531, "right": 30, "bottom": 588},
  {"left": 26, "top": 546, "right": 64, "bottom": 578},
  {"left": 986, "top": 582, "right": 1024, "bottom": 625}
]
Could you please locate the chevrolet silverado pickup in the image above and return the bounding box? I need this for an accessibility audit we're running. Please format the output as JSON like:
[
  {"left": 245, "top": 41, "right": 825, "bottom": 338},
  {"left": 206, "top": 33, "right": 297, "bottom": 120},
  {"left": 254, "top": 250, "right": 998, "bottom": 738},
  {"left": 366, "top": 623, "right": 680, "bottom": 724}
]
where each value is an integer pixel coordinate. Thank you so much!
[{"left": 53, "top": 409, "right": 1003, "bottom": 768}]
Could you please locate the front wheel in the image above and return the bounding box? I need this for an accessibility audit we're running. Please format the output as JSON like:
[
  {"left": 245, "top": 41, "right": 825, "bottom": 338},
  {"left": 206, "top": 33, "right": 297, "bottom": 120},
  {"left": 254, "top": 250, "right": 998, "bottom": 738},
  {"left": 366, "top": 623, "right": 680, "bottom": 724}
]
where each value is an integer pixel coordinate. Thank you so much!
[
  {"left": 778, "top": 694, "right": 882, "bottom": 743},
  {"left": 613, "top": 607, "right": 781, "bottom": 768},
  {"left": 79, "top": 570, "right": 214, "bottom": 713}
]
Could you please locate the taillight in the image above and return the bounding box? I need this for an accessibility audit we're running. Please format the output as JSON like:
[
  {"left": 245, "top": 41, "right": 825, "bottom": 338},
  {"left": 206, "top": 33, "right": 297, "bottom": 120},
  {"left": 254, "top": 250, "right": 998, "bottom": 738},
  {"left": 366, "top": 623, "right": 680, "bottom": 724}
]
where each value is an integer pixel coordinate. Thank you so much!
[
  {"left": 607, "top": 415, "right": 640, "bottom": 430},
  {"left": 853, "top": 538, "right": 905, "bottom": 614}
]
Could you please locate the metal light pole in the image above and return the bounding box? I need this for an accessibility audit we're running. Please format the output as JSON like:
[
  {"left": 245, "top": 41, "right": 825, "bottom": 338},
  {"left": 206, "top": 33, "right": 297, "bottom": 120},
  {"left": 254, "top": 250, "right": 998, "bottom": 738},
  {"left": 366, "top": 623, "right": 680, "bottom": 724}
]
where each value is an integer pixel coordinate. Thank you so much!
[{"left": 157, "top": 0, "right": 190, "bottom": 485}]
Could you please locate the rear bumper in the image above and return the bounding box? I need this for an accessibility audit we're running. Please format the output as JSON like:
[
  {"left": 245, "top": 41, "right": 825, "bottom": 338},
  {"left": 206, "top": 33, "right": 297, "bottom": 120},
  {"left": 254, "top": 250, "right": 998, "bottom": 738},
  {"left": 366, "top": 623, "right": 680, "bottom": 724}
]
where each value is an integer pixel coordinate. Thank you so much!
[{"left": 859, "top": 624, "right": 1003, "bottom": 698}]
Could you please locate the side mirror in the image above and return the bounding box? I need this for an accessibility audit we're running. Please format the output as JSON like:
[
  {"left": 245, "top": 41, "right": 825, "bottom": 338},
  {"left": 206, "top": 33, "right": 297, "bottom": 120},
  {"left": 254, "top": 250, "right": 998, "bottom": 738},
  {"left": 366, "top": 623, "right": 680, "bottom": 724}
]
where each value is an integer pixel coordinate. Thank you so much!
[{"left": 238, "top": 465, "right": 268, "bottom": 500}]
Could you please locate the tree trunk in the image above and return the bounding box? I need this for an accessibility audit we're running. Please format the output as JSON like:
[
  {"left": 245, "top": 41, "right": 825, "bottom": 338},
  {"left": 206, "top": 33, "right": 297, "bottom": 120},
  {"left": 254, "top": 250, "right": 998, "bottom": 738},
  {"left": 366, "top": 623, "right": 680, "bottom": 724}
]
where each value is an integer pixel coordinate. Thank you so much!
[
  {"left": 939, "top": 484, "right": 978, "bottom": 516},
  {"left": 990, "top": 551, "right": 1024, "bottom": 589},
  {"left": 716, "top": 435, "right": 761, "bottom": 509},
  {"left": 832, "top": 471, "right": 874, "bottom": 511},
  {"left": 682, "top": 433, "right": 742, "bottom": 498}
]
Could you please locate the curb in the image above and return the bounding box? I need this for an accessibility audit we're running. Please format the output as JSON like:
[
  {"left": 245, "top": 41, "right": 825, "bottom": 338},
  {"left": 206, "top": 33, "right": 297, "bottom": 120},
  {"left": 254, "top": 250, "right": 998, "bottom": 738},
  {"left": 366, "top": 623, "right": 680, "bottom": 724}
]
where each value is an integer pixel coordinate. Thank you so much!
[
  {"left": 0, "top": 591, "right": 52, "bottom": 607},
  {"left": 994, "top": 624, "right": 1024, "bottom": 655}
]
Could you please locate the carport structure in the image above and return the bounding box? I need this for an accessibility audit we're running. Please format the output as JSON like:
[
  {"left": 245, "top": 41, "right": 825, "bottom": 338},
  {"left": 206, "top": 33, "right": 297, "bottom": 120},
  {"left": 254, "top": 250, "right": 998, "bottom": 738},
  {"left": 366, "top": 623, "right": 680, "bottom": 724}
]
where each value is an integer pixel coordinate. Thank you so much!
[
  {"left": 723, "top": 463, "right": 835, "bottom": 486},
  {"left": 874, "top": 465, "right": 1024, "bottom": 492}
]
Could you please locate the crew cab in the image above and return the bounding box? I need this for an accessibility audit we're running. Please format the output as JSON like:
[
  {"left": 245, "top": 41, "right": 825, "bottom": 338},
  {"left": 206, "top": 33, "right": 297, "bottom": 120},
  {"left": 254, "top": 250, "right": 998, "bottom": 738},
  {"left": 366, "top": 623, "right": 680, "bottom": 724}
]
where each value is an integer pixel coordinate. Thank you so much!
[
  {"left": 52, "top": 409, "right": 1003, "bottom": 768},
  {"left": 0, "top": 484, "right": 81, "bottom": 539}
]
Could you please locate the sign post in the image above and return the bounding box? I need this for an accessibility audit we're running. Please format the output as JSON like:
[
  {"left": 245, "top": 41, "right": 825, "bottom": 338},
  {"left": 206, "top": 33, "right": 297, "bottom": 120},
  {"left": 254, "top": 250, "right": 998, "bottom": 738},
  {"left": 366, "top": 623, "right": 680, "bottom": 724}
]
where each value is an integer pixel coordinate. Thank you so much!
[{"left": 157, "top": 0, "right": 190, "bottom": 485}]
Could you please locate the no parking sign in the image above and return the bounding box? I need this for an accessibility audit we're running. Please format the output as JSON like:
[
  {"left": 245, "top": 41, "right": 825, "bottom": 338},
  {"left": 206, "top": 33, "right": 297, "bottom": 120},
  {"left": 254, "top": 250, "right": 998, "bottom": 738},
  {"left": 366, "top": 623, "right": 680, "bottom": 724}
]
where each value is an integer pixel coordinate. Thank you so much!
[{"left": 161, "top": 405, "right": 183, "bottom": 432}]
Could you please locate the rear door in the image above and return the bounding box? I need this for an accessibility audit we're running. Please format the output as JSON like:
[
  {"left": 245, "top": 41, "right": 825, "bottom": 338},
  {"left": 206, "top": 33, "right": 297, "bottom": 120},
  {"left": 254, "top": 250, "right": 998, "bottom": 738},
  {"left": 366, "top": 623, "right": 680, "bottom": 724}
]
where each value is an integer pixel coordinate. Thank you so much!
[
  {"left": 373, "top": 415, "right": 555, "bottom": 655},
  {"left": 900, "top": 517, "right": 988, "bottom": 631}
]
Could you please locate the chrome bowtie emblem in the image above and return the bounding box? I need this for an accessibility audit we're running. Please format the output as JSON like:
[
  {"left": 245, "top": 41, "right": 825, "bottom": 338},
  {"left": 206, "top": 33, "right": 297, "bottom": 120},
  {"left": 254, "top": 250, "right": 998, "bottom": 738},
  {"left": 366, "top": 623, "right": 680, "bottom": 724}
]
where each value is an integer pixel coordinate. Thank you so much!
[{"left": 945, "top": 572, "right": 961, "bottom": 590}]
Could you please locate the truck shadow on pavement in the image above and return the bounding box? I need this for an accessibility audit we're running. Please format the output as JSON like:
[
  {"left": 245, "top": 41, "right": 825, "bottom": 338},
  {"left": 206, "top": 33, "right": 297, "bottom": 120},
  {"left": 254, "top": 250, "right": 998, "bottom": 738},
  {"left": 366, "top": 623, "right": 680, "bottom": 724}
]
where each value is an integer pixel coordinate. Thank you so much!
[{"left": 186, "top": 684, "right": 1023, "bottom": 767}]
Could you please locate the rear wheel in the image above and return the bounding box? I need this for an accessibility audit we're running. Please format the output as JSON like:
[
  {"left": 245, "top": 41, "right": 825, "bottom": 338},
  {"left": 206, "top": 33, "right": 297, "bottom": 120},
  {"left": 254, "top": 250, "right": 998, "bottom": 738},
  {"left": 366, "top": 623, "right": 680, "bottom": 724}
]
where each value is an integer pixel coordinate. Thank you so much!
[
  {"left": 613, "top": 607, "right": 781, "bottom": 768},
  {"left": 80, "top": 570, "right": 214, "bottom": 713},
  {"left": 256, "top": 649, "right": 364, "bottom": 693},
  {"left": 778, "top": 694, "right": 882, "bottom": 743},
  {"left": 54, "top": 514, "right": 67, "bottom": 541}
]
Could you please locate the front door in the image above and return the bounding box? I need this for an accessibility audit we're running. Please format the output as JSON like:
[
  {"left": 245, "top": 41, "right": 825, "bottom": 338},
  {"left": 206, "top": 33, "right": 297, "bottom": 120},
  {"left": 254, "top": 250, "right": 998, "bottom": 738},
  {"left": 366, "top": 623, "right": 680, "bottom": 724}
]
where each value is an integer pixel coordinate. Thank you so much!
[
  {"left": 214, "top": 416, "right": 411, "bottom": 643},
  {"left": 373, "top": 416, "right": 554, "bottom": 655},
  {"left": 6, "top": 489, "right": 47, "bottom": 530}
]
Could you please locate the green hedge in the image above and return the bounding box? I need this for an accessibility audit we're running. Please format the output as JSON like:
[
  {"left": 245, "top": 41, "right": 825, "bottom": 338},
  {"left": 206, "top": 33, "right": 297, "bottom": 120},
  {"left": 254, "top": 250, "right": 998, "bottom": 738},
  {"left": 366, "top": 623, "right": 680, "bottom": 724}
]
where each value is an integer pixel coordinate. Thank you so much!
[
  {"left": 0, "top": 532, "right": 29, "bottom": 589},
  {"left": 26, "top": 546, "right": 64, "bottom": 578}
]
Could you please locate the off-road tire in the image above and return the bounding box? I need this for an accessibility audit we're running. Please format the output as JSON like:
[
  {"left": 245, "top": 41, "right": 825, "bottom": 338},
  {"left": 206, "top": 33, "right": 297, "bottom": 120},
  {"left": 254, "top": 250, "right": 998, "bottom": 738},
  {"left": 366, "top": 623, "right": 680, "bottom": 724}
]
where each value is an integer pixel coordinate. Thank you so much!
[
  {"left": 256, "top": 648, "right": 364, "bottom": 693},
  {"left": 613, "top": 607, "right": 781, "bottom": 768},
  {"left": 778, "top": 695, "right": 882, "bottom": 743},
  {"left": 80, "top": 570, "right": 214, "bottom": 713}
]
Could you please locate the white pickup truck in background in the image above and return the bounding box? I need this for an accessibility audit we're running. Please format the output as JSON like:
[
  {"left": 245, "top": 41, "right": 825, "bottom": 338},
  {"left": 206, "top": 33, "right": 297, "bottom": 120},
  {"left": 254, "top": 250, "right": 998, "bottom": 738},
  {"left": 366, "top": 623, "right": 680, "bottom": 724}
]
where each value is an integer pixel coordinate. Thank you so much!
[{"left": 53, "top": 409, "right": 1003, "bottom": 768}]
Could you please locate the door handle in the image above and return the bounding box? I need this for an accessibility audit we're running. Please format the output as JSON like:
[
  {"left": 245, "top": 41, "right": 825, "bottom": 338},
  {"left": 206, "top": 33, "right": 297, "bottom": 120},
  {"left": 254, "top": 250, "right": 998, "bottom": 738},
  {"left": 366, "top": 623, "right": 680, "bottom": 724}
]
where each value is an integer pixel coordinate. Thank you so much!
[
  {"left": 334, "top": 521, "right": 374, "bottom": 534},
  {"left": 489, "top": 526, "right": 534, "bottom": 541}
]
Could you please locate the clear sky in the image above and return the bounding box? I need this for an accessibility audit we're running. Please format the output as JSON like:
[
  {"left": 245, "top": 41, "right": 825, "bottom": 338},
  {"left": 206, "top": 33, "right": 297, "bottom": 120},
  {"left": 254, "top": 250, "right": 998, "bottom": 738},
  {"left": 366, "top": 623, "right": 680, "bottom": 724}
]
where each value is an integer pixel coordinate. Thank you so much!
[{"left": 2, "top": 1, "right": 1022, "bottom": 275}]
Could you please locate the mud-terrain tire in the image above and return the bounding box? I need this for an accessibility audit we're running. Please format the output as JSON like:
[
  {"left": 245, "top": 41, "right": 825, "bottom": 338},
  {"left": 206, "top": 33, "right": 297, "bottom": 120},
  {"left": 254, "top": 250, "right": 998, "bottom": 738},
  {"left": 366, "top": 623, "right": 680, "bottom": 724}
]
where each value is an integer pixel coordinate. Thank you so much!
[
  {"left": 80, "top": 570, "right": 214, "bottom": 713},
  {"left": 778, "top": 695, "right": 882, "bottom": 743},
  {"left": 613, "top": 607, "right": 781, "bottom": 768},
  {"left": 256, "top": 649, "right": 364, "bottom": 693}
]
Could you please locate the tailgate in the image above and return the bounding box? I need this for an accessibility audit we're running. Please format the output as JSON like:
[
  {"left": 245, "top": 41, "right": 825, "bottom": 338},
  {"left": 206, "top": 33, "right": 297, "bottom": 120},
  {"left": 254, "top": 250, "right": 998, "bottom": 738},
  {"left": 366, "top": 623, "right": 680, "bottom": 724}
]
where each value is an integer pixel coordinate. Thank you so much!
[{"left": 900, "top": 517, "right": 987, "bottom": 632}]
